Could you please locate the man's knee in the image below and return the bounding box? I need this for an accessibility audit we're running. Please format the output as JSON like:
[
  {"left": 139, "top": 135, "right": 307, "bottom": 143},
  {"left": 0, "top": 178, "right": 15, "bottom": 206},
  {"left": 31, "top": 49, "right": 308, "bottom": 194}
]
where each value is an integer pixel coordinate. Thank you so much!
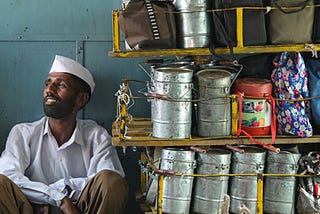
[
  {"left": 0, "top": 174, "right": 33, "bottom": 214},
  {"left": 0, "top": 174, "right": 12, "bottom": 187},
  {"left": 93, "top": 170, "right": 129, "bottom": 200},
  {"left": 77, "top": 170, "right": 129, "bottom": 213},
  {"left": 95, "top": 170, "right": 129, "bottom": 191}
]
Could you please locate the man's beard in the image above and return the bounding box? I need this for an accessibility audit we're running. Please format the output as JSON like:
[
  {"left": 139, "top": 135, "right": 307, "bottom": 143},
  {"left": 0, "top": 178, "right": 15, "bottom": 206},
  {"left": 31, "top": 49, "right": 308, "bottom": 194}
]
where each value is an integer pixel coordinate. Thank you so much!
[{"left": 43, "top": 96, "right": 76, "bottom": 119}]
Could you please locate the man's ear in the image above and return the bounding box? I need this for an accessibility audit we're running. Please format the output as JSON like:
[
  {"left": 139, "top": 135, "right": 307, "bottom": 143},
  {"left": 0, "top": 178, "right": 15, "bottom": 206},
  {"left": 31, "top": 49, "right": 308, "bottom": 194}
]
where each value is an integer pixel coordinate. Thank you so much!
[{"left": 77, "top": 92, "right": 90, "bottom": 109}]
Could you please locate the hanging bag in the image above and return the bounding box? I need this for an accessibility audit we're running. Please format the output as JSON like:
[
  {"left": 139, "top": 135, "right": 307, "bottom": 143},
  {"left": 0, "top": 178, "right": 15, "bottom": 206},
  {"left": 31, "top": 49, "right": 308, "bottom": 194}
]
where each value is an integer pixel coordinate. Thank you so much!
[
  {"left": 305, "top": 58, "right": 320, "bottom": 127},
  {"left": 312, "top": 0, "right": 320, "bottom": 43},
  {"left": 211, "top": 0, "right": 267, "bottom": 47},
  {"left": 118, "top": 0, "right": 176, "bottom": 50},
  {"left": 271, "top": 52, "right": 313, "bottom": 137},
  {"left": 297, "top": 152, "right": 320, "bottom": 213},
  {"left": 238, "top": 53, "right": 277, "bottom": 79},
  {"left": 268, "top": 0, "right": 314, "bottom": 44}
]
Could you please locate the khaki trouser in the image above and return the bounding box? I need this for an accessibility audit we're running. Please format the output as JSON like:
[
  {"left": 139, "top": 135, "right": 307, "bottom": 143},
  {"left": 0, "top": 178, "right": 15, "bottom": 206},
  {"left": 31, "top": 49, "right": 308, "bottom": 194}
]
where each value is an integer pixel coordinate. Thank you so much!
[{"left": 0, "top": 170, "right": 129, "bottom": 214}]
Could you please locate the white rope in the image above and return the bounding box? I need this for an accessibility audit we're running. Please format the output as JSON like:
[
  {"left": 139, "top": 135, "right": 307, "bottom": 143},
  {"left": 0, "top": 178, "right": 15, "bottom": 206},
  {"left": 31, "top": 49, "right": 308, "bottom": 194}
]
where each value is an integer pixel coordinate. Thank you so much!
[
  {"left": 114, "top": 83, "right": 134, "bottom": 138},
  {"left": 305, "top": 44, "right": 318, "bottom": 58}
]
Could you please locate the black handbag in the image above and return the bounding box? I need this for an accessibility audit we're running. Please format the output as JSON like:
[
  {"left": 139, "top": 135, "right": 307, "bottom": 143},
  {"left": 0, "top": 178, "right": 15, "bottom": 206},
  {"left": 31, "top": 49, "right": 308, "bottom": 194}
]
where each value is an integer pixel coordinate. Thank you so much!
[
  {"left": 237, "top": 53, "right": 277, "bottom": 80},
  {"left": 313, "top": 0, "right": 320, "bottom": 43},
  {"left": 211, "top": 0, "right": 267, "bottom": 47}
]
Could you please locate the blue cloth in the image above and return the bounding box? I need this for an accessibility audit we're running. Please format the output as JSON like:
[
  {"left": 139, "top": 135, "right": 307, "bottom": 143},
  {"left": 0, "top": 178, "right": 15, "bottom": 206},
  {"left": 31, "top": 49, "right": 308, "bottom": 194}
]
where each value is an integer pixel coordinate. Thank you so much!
[
  {"left": 305, "top": 58, "right": 320, "bottom": 126},
  {"left": 271, "top": 52, "right": 313, "bottom": 137}
]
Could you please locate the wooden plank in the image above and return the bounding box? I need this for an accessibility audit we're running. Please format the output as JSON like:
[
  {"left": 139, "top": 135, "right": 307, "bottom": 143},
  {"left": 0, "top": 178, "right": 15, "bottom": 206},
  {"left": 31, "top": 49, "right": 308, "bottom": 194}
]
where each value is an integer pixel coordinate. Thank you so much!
[
  {"left": 113, "top": 120, "right": 151, "bottom": 128},
  {"left": 111, "top": 118, "right": 320, "bottom": 147},
  {"left": 108, "top": 44, "right": 320, "bottom": 58},
  {"left": 112, "top": 127, "right": 152, "bottom": 137},
  {"left": 112, "top": 119, "right": 152, "bottom": 137},
  {"left": 112, "top": 135, "right": 320, "bottom": 147}
]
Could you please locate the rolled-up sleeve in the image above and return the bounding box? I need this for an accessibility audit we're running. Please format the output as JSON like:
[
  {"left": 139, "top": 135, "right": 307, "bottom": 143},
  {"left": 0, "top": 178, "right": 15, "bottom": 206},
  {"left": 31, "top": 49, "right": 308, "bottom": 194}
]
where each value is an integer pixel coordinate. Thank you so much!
[{"left": 0, "top": 125, "right": 66, "bottom": 206}]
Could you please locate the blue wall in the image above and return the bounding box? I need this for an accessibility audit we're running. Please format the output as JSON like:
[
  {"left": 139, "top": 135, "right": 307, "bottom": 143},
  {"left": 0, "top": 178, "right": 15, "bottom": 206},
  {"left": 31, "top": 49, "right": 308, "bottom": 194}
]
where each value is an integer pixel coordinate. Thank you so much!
[
  {"left": 0, "top": 0, "right": 150, "bottom": 212},
  {"left": 0, "top": 0, "right": 150, "bottom": 147}
]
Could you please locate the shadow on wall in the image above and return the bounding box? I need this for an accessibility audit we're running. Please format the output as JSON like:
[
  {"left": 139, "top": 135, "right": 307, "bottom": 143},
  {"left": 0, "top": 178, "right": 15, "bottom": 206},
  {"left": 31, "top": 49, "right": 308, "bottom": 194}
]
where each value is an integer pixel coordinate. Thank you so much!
[{"left": 118, "top": 147, "right": 143, "bottom": 214}]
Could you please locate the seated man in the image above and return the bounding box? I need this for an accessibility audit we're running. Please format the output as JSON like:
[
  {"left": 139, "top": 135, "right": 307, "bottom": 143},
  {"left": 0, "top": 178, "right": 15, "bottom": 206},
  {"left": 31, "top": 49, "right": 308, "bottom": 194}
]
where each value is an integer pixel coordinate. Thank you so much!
[{"left": 0, "top": 55, "right": 129, "bottom": 214}]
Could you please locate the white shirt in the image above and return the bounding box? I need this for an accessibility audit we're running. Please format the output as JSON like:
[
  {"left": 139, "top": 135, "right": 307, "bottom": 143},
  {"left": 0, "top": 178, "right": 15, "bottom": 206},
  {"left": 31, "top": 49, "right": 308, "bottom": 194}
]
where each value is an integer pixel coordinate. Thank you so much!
[{"left": 0, "top": 117, "right": 125, "bottom": 207}]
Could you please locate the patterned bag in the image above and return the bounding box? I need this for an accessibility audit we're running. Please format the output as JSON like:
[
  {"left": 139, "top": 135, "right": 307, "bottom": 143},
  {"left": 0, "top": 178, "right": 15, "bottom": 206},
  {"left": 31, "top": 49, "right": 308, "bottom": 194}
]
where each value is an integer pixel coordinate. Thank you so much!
[{"left": 271, "top": 52, "right": 313, "bottom": 137}]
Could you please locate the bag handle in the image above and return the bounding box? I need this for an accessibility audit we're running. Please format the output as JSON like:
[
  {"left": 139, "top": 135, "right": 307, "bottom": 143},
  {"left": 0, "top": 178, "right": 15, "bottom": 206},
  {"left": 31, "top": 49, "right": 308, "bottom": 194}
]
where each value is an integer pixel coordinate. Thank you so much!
[
  {"left": 210, "top": 11, "right": 234, "bottom": 56},
  {"left": 163, "top": 2, "right": 176, "bottom": 48},
  {"left": 272, "top": 0, "right": 312, "bottom": 14}
]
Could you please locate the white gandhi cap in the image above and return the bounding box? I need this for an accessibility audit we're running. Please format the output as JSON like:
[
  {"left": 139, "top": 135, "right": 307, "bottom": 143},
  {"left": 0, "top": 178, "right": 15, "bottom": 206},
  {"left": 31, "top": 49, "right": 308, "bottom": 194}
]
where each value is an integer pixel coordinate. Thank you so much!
[{"left": 49, "top": 55, "right": 95, "bottom": 94}]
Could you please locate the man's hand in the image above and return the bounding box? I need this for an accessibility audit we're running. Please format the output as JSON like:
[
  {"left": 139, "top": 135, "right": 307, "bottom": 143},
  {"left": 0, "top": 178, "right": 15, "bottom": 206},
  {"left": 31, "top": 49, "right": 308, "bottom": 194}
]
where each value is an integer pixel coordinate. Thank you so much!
[
  {"left": 60, "top": 197, "right": 80, "bottom": 214},
  {"left": 32, "top": 204, "right": 50, "bottom": 214}
]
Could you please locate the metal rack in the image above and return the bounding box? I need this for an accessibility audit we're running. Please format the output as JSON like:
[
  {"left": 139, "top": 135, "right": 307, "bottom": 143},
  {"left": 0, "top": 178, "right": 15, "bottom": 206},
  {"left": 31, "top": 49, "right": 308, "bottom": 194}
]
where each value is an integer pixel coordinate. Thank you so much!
[
  {"left": 112, "top": 81, "right": 320, "bottom": 148},
  {"left": 109, "top": 6, "right": 320, "bottom": 214},
  {"left": 109, "top": 8, "right": 320, "bottom": 58},
  {"left": 112, "top": 118, "right": 320, "bottom": 147},
  {"left": 138, "top": 150, "right": 314, "bottom": 214},
  {"left": 112, "top": 81, "right": 320, "bottom": 214}
]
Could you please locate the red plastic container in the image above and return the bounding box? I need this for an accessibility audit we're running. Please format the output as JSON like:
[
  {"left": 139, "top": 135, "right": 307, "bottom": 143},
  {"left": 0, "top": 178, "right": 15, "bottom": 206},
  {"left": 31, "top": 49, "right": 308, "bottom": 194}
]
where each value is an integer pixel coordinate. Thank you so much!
[{"left": 234, "top": 78, "right": 273, "bottom": 136}]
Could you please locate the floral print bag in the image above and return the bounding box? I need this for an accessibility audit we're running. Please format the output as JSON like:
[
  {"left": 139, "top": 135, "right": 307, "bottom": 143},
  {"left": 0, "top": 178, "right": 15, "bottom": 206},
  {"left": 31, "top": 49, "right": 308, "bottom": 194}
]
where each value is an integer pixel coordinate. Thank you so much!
[{"left": 271, "top": 52, "right": 313, "bottom": 137}]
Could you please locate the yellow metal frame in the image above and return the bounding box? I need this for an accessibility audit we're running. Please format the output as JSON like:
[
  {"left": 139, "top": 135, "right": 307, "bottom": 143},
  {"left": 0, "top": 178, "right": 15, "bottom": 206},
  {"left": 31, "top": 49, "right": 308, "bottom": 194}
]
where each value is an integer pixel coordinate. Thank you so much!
[
  {"left": 109, "top": 8, "right": 320, "bottom": 58},
  {"left": 138, "top": 151, "right": 316, "bottom": 214},
  {"left": 257, "top": 173, "right": 263, "bottom": 213},
  {"left": 153, "top": 172, "right": 313, "bottom": 214},
  {"left": 113, "top": 5, "right": 320, "bottom": 213},
  {"left": 231, "top": 94, "right": 238, "bottom": 135},
  {"left": 140, "top": 152, "right": 148, "bottom": 193},
  {"left": 113, "top": 88, "right": 320, "bottom": 147}
]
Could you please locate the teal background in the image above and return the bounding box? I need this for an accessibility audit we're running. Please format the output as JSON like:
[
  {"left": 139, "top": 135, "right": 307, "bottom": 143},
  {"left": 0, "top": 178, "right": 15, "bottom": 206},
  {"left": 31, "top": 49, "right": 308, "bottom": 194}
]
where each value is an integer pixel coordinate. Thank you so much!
[{"left": 0, "top": 1, "right": 149, "bottom": 212}]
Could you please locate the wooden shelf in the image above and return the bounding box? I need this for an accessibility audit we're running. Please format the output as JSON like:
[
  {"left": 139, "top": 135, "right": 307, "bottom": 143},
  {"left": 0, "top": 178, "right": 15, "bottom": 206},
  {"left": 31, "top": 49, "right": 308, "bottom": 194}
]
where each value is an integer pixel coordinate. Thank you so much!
[
  {"left": 110, "top": 7, "right": 320, "bottom": 148},
  {"left": 112, "top": 118, "right": 320, "bottom": 147}
]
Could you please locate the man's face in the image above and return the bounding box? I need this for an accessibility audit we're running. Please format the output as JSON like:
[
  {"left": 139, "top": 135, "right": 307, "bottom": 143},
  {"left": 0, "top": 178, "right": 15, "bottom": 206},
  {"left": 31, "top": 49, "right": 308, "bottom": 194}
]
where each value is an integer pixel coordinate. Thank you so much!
[{"left": 43, "top": 72, "right": 78, "bottom": 119}]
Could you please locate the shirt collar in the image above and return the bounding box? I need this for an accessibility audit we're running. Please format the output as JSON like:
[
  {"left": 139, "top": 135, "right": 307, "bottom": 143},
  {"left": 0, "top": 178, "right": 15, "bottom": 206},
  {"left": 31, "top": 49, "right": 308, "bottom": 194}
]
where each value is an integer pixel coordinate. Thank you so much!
[{"left": 43, "top": 117, "right": 85, "bottom": 147}]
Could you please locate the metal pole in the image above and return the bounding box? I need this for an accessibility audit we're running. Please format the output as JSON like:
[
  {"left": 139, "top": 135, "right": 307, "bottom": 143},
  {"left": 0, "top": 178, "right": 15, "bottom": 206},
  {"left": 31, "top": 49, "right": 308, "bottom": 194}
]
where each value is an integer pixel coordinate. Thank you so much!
[
  {"left": 257, "top": 173, "right": 264, "bottom": 214},
  {"left": 157, "top": 174, "right": 164, "bottom": 214}
]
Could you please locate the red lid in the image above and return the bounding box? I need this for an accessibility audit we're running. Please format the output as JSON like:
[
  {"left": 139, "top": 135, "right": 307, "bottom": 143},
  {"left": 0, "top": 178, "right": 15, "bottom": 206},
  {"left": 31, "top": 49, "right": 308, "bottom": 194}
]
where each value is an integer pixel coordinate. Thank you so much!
[{"left": 235, "top": 78, "right": 272, "bottom": 97}]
